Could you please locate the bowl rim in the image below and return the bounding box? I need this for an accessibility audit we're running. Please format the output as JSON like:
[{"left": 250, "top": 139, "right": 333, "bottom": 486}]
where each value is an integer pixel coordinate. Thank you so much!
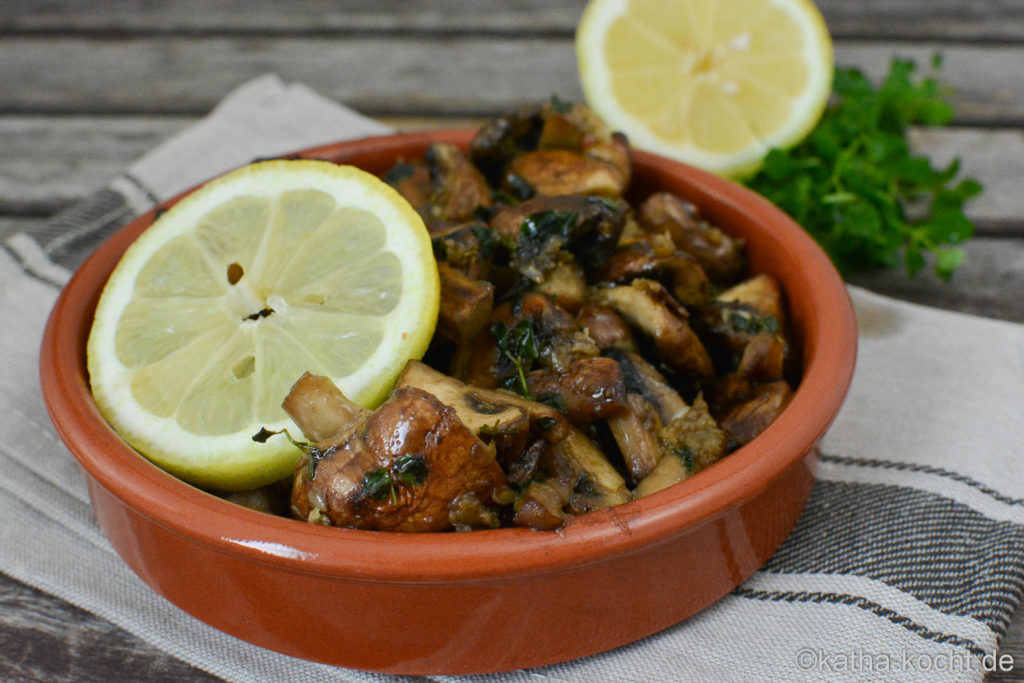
[{"left": 40, "top": 129, "right": 857, "bottom": 583}]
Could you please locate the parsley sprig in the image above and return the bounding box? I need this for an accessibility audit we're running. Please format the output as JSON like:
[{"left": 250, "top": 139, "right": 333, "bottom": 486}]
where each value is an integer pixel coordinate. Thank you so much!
[
  {"left": 745, "top": 56, "right": 983, "bottom": 280},
  {"left": 491, "top": 319, "right": 539, "bottom": 398}
]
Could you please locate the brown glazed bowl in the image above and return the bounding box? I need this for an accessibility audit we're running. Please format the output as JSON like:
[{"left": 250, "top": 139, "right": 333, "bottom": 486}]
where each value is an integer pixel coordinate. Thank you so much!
[{"left": 40, "top": 130, "right": 857, "bottom": 675}]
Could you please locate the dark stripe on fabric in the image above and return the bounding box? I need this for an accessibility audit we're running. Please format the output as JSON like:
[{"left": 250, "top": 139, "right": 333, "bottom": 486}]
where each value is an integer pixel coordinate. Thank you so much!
[
  {"left": 733, "top": 587, "right": 990, "bottom": 658},
  {"left": 821, "top": 452, "right": 1024, "bottom": 507},
  {"left": 120, "top": 171, "right": 160, "bottom": 204},
  {"left": 762, "top": 479, "right": 1024, "bottom": 635},
  {"left": 35, "top": 188, "right": 135, "bottom": 271},
  {"left": 1, "top": 243, "right": 64, "bottom": 290}
]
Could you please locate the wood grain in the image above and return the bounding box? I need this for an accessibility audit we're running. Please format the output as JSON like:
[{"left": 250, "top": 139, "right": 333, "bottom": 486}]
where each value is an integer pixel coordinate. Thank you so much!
[
  {"left": 2, "top": 117, "right": 1020, "bottom": 234},
  {"left": 2, "top": 0, "right": 1024, "bottom": 41},
  {"left": 0, "top": 573, "right": 216, "bottom": 682},
  {"left": 0, "top": 36, "right": 1021, "bottom": 125}
]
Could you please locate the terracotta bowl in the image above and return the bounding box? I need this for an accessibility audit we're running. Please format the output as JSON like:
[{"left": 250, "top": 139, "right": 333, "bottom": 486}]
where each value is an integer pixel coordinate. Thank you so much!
[{"left": 40, "top": 130, "right": 857, "bottom": 675}]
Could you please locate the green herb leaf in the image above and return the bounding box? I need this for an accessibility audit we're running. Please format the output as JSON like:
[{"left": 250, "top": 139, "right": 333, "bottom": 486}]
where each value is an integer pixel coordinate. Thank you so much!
[
  {"left": 361, "top": 467, "right": 395, "bottom": 502},
  {"left": 394, "top": 453, "right": 429, "bottom": 486},
  {"left": 549, "top": 93, "right": 573, "bottom": 114},
  {"left": 491, "top": 319, "right": 539, "bottom": 398},
  {"left": 252, "top": 427, "right": 331, "bottom": 480},
  {"left": 517, "top": 210, "right": 577, "bottom": 259},
  {"left": 745, "top": 56, "right": 982, "bottom": 279},
  {"left": 672, "top": 445, "right": 696, "bottom": 472}
]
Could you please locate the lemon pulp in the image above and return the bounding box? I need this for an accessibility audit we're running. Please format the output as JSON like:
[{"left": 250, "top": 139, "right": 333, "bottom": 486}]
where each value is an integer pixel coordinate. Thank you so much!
[
  {"left": 576, "top": 0, "right": 833, "bottom": 177},
  {"left": 87, "top": 160, "right": 439, "bottom": 490}
]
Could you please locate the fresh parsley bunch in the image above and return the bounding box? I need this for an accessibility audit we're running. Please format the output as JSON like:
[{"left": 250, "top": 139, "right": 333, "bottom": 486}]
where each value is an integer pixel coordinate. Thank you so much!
[{"left": 745, "top": 56, "right": 983, "bottom": 280}]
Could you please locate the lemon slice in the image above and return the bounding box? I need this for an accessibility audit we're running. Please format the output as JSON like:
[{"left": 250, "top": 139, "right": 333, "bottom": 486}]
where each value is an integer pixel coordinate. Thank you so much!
[
  {"left": 87, "top": 160, "right": 439, "bottom": 491},
  {"left": 576, "top": 0, "right": 833, "bottom": 177}
]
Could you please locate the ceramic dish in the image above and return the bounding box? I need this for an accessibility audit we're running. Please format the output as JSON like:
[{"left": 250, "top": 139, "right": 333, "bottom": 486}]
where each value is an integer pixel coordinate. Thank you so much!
[{"left": 39, "top": 130, "right": 857, "bottom": 675}]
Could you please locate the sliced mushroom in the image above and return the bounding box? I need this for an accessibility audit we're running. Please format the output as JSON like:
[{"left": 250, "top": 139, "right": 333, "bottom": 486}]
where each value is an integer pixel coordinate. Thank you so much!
[
  {"left": 718, "top": 380, "right": 794, "bottom": 447},
  {"left": 489, "top": 195, "right": 627, "bottom": 278},
  {"left": 717, "top": 273, "right": 785, "bottom": 322},
  {"left": 526, "top": 356, "right": 628, "bottom": 423},
  {"left": 633, "top": 393, "right": 728, "bottom": 498},
  {"left": 633, "top": 452, "right": 692, "bottom": 498},
  {"left": 736, "top": 331, "right": 786, "bottom": 383},
  {"left": 590, "top": 279, "right": 713, "bottom": 379},
  {"left": 383, "top": 161, "right": 434, "bottom": 217},
  {"left": 291, "top": 386, "right": 507, "bottom": 532},
  {"left": 383, "top": 144, "right": 491, "bottom": 226},
  {"left": 637, "top": 192, "right": 746, "bottom": 284},
  {"left": 577, "top": 303, "right": 637, "bottom": 353},
  {"left": 551, "top": 427, "right": 631, "bottom": 511},
  {"left": 607, "top": 393, "right": 664, "bottom": 484},
  {"left": 605, "top": 349, "right": 687, "bottom": 424},
  {"left": 430, "top": 221, "right": 494, "bottom": 281},
  {"left": 282, "top": 371, "right": 367, "bottom": 443},
  {"left": 506, "top": 149, "right": 626, "bottom": 198},
  {"left": 512, "top": 292, "right": 599, "bottom": 373},
  {"left": 424, "top": 143, "right": 492, "bottom": 223},
  {"left": 448, "top": 324, "right": 505, "bottom": 390},
  {"left": 598, "top": 239, "right": 710, "bottom": 307},
  {"left": 658, "top": 393, "right": 729, "bottom": 473},
  {"left": 695, "top": 273, "right": 790, "bottom": 368},
  {"left": 468, "top": 104, "right": 544, "bottom": 184},
  {"left": 535, "top": 259, "right": 586, "bottom": 313},
  {"left": 397, "top": 359, "right": 571, "bottom": 451},
  {"left": 437, "top": 262, "right": 495, "bottom": 345},
  {"left": 514, "top": 479, "right": 572, "bottom": 530}
]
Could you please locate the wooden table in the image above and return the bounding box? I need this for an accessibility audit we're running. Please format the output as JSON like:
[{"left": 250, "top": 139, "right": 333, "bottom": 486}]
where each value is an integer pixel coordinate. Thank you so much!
[{"left": 1, "top": 2, "right": 1021, "bottom": 680}]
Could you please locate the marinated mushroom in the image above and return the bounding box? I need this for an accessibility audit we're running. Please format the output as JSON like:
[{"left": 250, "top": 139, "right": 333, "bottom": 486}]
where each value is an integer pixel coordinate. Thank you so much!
[{"left": 252, "top": 99, "right": 801, "bottom": 532}]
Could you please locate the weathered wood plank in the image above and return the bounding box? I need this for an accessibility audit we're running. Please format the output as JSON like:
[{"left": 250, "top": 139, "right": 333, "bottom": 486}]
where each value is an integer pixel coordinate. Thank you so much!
[
  {"left": 0, "top": 37, "right": 1021, "bottom": 125},
  {"left": 847, "top": 236, "right": 1024, "bottom": 323},
  {"left": 0, "top": 114, "right": 480, "bottom": 215},
  {"left": 2, "top": 116, "right": 1019, "bottom": 234},
  {"left": 992, "top": 613, "right": 1024, "bottom": 681},
  {"left": 2, "top": 0, "right": 1023, "bottom": 42},
  {"left": 0, "top": 573, "right": 217, "bottom": 682}
]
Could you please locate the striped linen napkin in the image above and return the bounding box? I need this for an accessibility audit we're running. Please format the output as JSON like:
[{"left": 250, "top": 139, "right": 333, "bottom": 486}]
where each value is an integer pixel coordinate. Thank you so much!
[{"left": 2, "top": 74, "right": 1021, "bottom": 683}]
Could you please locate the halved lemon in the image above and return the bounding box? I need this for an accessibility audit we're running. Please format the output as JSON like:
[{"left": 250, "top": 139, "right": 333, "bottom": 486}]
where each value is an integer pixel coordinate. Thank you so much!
[
  {"left": 87, "top": 160, "right": 439, "bottom": 491},
  {"left": 576, "top": 0, "right": 833, "bottom": 177}
]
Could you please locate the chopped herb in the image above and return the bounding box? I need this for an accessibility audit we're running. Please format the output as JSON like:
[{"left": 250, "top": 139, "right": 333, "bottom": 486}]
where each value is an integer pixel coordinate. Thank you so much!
[
  {"left": 394, "top": 453, "right": 428, "bottom": 486},
  {"left": 744, "top": 56, "right": 983, "bottom": 280},
  {"left": 491, "top": 319, "right": 540, "bottom": 399},
  {"left": 497, "top": 275, "right": 535, "bottom": 306},
  {"left": 549, "top": 93, "right": 573, "bottom": 114},
  {"left": 728, "top": 311, "right": 780, "bottom": 335},
  {"left": 473, "top": 205, "right": 494, "bottom": 222},
  {"left": 572, "top": 472, "right": 599, "bottom": 497},
  {"left": 252, "top": 427, "right": 330, "bottom": 480},
  {"left": 519, "top": 210, "right": 577, "bottom": 251},
  {"left": 537, "top": 393, "right": 566, "bottom": 413},
  {"left": 361, "top": 467, "right": 396, "bottom": 503},
  {"left": 588, "top": 196, "right": 625, "bottom": 212},
  {"left": 504, "top": 173, "right": 537, "bottom": 200},
  {"left": 478, "top": 420, "right": 505, "bottom": 437},
  {"left": 490, "top": 188, "right": 523, "bottom": 206},
  {"left": 465, "top": 393, "right": 506, "bottom": 415},
  {"left": 512, "top": 210, "right": 579, "bottom": 282},
  {"left": 469, "top": 223, "right": 506, "bottom": 259},
  {"left": 383, "top": 162, "right": 417, "bottom": 184},
  {"left": 672, "top": 445, "right": 696, "bottom": 472}
]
